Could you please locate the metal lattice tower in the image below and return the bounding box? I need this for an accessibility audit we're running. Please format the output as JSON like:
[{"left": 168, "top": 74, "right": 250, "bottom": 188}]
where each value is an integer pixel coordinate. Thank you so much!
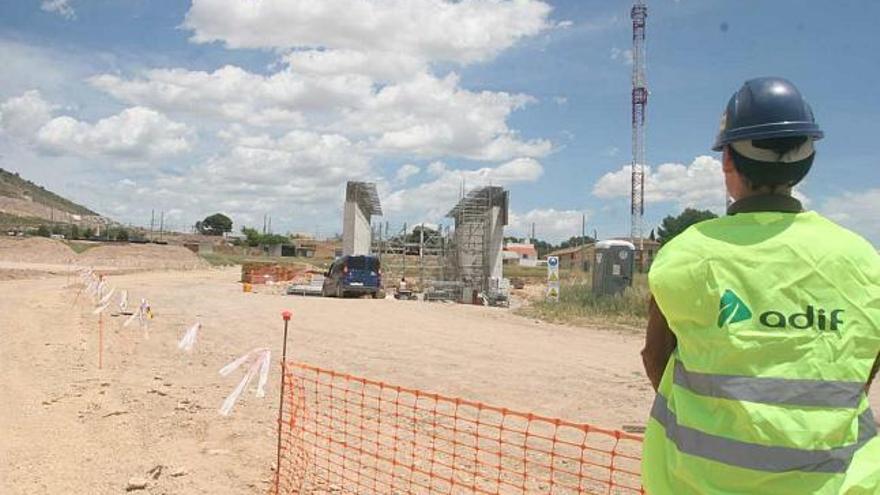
[{"left": 630, "top": 0, "right": 648, "bottom": 249}]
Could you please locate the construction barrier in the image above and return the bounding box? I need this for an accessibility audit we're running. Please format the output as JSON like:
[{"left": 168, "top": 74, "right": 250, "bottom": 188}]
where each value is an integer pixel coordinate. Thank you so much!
[{"left": 274, "top": 363, "right": 644, "bottom": 494}]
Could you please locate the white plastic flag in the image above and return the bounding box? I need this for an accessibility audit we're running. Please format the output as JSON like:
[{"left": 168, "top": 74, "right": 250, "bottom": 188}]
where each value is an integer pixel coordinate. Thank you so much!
[
  {"left": 93, "top": 280, "right": 107, "bottom": 299},
  {"left": 123, "top": 298, "right": 152, "bottom": 334},
  {"left": 98, "top": 287, "right": 115, "bottom": 306},
  {"left": 119, "top": 290, "right": 128, "bottom": 313},
  {"left": 177, "top": 322, "right": 201, "bottom": 353},
  {"left": 218, "top": 348, "right": 271, "bottom": 416},
  {"left": 123, "top": 310, "right": 139, "bottom": 328},
  {"left": 92, "top": 301, "right": 111, "bottom": 315},
  {"left": 86, "top": 278, "right": 99, "bottom": 296}
]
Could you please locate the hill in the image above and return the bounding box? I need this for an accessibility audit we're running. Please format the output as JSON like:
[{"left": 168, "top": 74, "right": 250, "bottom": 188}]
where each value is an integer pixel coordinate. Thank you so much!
[{"left": 0, "top": 168, "right": 102, "bottom": 227}]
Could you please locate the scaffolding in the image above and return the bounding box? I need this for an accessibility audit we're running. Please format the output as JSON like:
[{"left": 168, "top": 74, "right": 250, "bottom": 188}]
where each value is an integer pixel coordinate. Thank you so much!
[
  {"left": 374, "top": 222, "right": 453, "bottom": 291},
  {"left": 446, "top": 186, "right": 508, "bottom": 296},
  {"left": 369, "top": 185, "right": 508, "bottom": 304}
]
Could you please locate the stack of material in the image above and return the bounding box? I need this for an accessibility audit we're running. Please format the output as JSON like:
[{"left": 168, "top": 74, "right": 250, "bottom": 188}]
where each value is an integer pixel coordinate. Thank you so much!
[
  {"left": 240, "top": 262, "right": 316, "bottom": 284},
  {"left": 287, "top": 274, "right": 325, "bottom": 296}
]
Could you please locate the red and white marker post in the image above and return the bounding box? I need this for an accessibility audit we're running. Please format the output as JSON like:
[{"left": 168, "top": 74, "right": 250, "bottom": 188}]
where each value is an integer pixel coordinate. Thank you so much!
[{"left": 274, "top": 309, "right": 293, "bottom": 493}]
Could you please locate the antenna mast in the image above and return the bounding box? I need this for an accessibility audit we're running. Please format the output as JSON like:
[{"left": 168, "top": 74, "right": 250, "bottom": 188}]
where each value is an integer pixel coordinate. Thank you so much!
[{"left": 631, "top": 0, "right": 648, "bottom": 254}]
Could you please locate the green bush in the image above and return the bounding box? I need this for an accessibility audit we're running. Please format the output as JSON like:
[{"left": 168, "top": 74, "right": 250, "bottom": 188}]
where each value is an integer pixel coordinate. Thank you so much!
[{"left": 518, "top": 278, "right": 649, "bottom": 328}]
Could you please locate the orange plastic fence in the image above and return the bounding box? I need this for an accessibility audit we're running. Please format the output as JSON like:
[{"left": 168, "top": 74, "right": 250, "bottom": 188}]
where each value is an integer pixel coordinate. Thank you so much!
[{"left": 274, "top": 362, "right": 644, "bottom": 494}]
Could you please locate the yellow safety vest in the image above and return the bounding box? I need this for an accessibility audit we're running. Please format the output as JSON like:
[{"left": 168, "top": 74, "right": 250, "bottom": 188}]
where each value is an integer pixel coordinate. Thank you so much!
[{"left": 644, "top": 210, "right": 880, "bottom": 494}]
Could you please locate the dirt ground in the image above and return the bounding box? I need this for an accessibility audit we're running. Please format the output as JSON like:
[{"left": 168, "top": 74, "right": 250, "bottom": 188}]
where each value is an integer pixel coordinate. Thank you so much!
[
  {"left": 1, "top": 265, "right": 878, "bottom": 494},
  {"left": 0, "top": 237, "right": 208, "bottom": 270}
]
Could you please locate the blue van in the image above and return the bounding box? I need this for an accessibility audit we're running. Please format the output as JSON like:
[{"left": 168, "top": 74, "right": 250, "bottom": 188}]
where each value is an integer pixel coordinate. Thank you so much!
[{"left": 321, "top": 255, "right": 382, "bottom": 298}]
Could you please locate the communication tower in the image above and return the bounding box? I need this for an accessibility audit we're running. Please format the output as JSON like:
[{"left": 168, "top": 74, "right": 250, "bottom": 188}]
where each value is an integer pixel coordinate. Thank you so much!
[{"left": 631, "top": 0, "right": 648, "bottom": 254}]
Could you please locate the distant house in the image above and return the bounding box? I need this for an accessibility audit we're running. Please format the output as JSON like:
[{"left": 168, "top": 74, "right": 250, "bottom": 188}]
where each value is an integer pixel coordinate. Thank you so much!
[
  {"left": 261, "top": 243, "right": 283, "bottom": 257},
  {"left": 548, "top": 238, "right": 661, "bottom": 272},
  {"left": 548, "top": 244, "right": 592, "bottom": 271},
  {"left": 503, "top": 243, "right": 538, "bottom": 267},
  {"left": 613, "top": 237, "right": 661, "bottom": 270}
]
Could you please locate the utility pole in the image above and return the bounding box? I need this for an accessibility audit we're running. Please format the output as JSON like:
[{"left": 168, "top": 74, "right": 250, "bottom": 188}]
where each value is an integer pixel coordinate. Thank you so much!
[
  {"left": 531, "top": 222, "right": 536, "bottom": 244},
  {"left": 159, "top": 210, "right": 165, "bottom": 242},
  {"left": 402, "top": 222, "right": 407, "bottom": 281},
  {"left": 581, "top": 214, "right": 586, "bottom": 245},
  {"left": 150, "top": 209, "right": 155, "bottom": 242},
  {"left": 419, "top": 223, "right": 426, "bottom": 289}
]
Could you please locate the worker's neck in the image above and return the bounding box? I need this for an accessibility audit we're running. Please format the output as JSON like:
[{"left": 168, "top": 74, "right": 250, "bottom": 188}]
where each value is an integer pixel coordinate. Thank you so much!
[{"left": 730, "top": 186, "right": 792, "bottom": 203}]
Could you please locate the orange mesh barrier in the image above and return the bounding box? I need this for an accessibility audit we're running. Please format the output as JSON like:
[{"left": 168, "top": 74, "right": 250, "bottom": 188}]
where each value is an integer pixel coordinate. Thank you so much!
[{"left": 274, "top": 362, "right": 644, "bottom": 494}]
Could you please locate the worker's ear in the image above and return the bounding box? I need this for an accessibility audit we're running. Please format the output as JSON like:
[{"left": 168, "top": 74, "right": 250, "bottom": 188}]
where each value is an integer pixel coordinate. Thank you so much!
[
  {"left": 722, "top": 146, "right": 736, "bottom": 174},
  {"left": 722, "top": 146, "right": 748, "bottom": 201}
]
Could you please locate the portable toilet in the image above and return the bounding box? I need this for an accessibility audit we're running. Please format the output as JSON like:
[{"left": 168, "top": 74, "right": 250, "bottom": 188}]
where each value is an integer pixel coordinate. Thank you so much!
[{"left": 592, "top": 240, "right": 636, "bottom": 297}]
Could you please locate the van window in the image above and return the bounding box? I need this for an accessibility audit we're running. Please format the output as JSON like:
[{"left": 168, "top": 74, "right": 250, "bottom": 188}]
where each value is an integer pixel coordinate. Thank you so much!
[{"left": 346, "top": 256, "right": 379, "bottom": 270}]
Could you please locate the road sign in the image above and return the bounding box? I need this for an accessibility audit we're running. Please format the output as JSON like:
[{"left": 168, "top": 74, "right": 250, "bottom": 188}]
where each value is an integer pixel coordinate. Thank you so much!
[{"left": 546, "top": 256, "right": 560, "bottom": 302}]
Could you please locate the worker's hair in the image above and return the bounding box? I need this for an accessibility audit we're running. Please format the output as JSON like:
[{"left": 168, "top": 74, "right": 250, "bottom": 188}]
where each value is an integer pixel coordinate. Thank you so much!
[{"left": 729, "top": 136, "right": 813, "bottom": 189}]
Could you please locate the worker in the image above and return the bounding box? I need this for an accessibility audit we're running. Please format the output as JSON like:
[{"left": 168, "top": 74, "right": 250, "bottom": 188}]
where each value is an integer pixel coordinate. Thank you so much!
[{"left": 641, "top": 77, "right": 880, "bottom": 494}]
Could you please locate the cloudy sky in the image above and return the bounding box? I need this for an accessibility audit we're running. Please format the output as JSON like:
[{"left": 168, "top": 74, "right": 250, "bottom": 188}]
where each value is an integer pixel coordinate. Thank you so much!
[{"left": 0, "top": 0, "right": 877, "bottom": 244}]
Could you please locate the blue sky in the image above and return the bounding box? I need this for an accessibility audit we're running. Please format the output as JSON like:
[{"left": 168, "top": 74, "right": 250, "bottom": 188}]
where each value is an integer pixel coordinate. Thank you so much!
[{"left": 0, "top": 0, "right": 877, "bottom": 244}]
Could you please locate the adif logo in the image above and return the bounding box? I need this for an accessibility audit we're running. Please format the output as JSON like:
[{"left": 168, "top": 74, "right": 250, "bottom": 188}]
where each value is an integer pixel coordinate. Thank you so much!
[
  {"left": 718, "top": 289, "right": 752, "bottom": 328},
  {"left": 717, "top": 289, "right": 845, "bottom": 331}
]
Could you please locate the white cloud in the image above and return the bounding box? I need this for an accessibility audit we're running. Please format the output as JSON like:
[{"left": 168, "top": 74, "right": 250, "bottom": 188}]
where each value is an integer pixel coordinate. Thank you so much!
[
  {"left": 593, "top": 156, "right": 726, "bottom": 211},
  {"left": 41, "top": 0, "right": 76, "bottom": 20},
  {"left": 822, "top": 188, "right": 880, "bottom": 245},
  {"left": 610, "top": 47, "right": 634, "bottom": 65},
  {"left": 357, "top": 73, "right": 551, "bottom": 161},
  {"left": 283, "top": 49, "right": 426, "bottom": 83},
  {"left": 93, "top": 68, "right": 551, "bottom": 162},
  {"left": 0, "top": 39, "right": 99, "bottom": 99},
  {"left": 395, "top": 164, "right": 421, "bottom": 183},
  {"left": 603, "top": 146, "right": 620, "bottom": 157},
  {"left": 89, "top": 65, "right": 346, "bottom": 127},
  {"left": 508, "top": 208, "right": 586, "bottom": 243},
  {"left": 36, "top": 106, "right": 192, "bottom": 160},
  {"left": 157, "top": 130, "right": 372, "bottom": 212},
  {"left": 553, "top": 96, "right": 568, "bottom": 105},
  {"left": 183, "top": 0, "right": 552, "bottom": 65},
  {"left": 63, "top": 129, "right": 376, "bottom": 233},
  {"left": 0, "top": 91, "right": 192, "bottom": 160},
  {"left": 384, "top": 158, "right": 543, "bottom": 220},
  {"left": 0, "top": 90, "right": 56, "bottom": 138}
]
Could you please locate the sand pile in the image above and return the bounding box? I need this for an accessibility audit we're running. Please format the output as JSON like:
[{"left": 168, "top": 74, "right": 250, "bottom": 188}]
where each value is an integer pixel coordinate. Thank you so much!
[
  {"left": 0, "top": 238, "right": 209, "bottom": 270},
  {"left": 78, "top": 243, "right": 209, "bottom": 270},
  {"left": 0, "top": 237, "right": 76, "bottom": 264}
]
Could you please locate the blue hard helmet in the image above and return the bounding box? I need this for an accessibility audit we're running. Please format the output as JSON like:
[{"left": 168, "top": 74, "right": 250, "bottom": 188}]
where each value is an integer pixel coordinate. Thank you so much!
[{"left": 713, "top": 77, "right": 823, "bottom": 151}]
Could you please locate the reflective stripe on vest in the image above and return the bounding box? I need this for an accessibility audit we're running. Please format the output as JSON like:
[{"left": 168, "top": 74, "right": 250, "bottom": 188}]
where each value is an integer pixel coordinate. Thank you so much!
[
  {"left": 651, "top": 394, "right": 877, "bottom": 473},
  {"left": 673, "top": 360, "right": 865, "bottom": 408}
]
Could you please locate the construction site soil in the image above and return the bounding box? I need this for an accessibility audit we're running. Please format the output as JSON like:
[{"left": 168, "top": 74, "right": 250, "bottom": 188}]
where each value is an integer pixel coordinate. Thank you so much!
[
  {"left": 0, "top": 237, "right": 208, "bottom": 270},
  {"left": 1, "top": 264, "right": 877, "bottom": 494}
]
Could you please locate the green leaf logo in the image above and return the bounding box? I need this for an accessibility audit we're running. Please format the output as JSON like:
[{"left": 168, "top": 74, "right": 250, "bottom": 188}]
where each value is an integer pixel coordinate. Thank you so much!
[{"left": 718, "top": 289, "right": 752, "bottom": 328}]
